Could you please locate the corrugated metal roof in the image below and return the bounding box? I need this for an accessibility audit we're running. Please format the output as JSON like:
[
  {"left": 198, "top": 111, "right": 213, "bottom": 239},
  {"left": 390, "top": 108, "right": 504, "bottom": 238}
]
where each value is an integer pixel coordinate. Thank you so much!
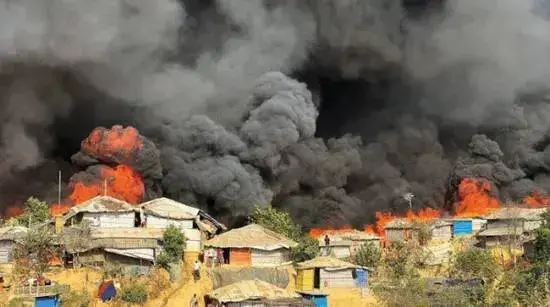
[
  {"left": 385, "top": 218, "right": 452, "bottom": 229},
  {"left": 208, "top": 279, "right": 300, "bottom": 303},
  {"left": 484, "top": 208, "right": 547, "bottom": 221},
  {"left": 63, "top": 196, "right": 135, "bottom": 221},
  {"left": 140, "top": 198, "right": 198, "bottom": 220},
  {"left": 320, "top": 230, "right": 380, "bottom": 242},
  {"left": 297, "top": 256, "right": 360, "bottom": 270},
  {"left": 204, "top": 224, "right": 298, "bottom": 250},
  {"left": 104, "top": 248, "right": 155, "bottom": 262}
]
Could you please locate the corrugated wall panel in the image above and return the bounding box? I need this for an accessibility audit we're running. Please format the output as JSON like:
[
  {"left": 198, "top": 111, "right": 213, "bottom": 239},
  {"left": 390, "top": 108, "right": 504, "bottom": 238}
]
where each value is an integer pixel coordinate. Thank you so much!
[
  {"left": 453, "top": 220, "right": 473, "bottom": 236},
  {"left": 472, "top": 219, "right": 487, "bottom": 232},
  {"left": 146, "top": 216, "right": 194, "bottom": 230},
  {"left": 330, "top": 246, "right": 351, "bottom": 259},
  {"left": 251, "top": 248, "right": 289, "bottom": 265},
  {"left": 320, "top": 268, "right": 355, "bottom": 288},
  {"left": 185, "top": 240, "right": 201, "bottom": 252},
  {"left": 296, "top": 269, "right": 314, "bottom": 291},
  {"left": 230, "top": 248, "right": 251, "bottom": 265}
]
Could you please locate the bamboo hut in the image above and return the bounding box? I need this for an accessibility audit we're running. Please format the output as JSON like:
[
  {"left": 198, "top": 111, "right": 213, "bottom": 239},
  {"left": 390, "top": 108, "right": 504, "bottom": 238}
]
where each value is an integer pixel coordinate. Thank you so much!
[
  {"left": 204, "top": 224, "right": 297, "bottom": 266},
  {"left": 206, "top": 279, "right": 311, "bottom": 307},
  {"left": 295, "top": 256, "right": 365, "bottom": 291},
  {"left": 384, "top": 219, "right": 452, "bottom": 244}
]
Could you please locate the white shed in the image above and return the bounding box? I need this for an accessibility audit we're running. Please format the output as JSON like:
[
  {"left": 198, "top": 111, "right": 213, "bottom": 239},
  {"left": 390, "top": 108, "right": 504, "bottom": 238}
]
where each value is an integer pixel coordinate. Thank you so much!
[
  {"left": 63, "top": 196, "right": 137, "bottom": 228},
  {"left": 140, "top": 198, "right": 196, "bottom": 230}
]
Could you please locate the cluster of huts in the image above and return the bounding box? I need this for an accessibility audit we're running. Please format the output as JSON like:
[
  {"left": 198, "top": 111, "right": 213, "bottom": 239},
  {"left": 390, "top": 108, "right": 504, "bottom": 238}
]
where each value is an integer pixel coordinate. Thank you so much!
[
  {"left": 0, "top": 196, "right": 373, "bottom": 306},
  {"left": 318, "top": 207, "right": 549, "bottom": 267}
]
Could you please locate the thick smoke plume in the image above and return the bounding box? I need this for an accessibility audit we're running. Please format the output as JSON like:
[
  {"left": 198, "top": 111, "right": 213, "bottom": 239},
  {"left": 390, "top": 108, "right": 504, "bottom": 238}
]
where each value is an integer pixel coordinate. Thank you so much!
[{"left": 2, "top": 0, "right": 550, "bottom": 227}]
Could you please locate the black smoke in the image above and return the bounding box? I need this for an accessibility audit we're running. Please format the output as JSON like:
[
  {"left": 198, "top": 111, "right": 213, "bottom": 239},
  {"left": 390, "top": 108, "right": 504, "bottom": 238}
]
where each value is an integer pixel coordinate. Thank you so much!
[{"left": 2, "top": 0, "right": 550, "bottom": 228}]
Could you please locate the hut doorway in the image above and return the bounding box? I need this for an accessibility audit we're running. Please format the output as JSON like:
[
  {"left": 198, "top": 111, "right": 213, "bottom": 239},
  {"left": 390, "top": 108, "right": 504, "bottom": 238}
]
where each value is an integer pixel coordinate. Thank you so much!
[
  {"left": 134, "top": 212, "right": 142, "bottom": 227},
  {"left": 314, "top": 268, "right": 321, "bottom": 289}
]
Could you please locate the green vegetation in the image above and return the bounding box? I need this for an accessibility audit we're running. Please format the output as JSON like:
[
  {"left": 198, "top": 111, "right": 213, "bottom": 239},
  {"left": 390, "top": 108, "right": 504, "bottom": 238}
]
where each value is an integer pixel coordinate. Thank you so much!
[
  {"left": 535, "top": 227, "right": 550, "bottom": 263},
  {"left": 453, "top": 248, "right": 499, "bottom": 281},
  {"left": 61, "top": 289, "right": 91, "bottom": 307},
  {"left": 353, "top": 242, "right": 381, "bottom": 269},
  {"left": 13, "top": 227, "right": 57, "bottom": 277},
  {"left": 120, "top": 282, "right": 148, "bottom": 304},
  {"left": 156, "top": 224, "right": 185, "bottom": 270},
  {"left": 251, "top": 206, "right": 319, "bottom": 262},
  {"left": 5, "top": 197, "right": 51, "bottom": 227}
]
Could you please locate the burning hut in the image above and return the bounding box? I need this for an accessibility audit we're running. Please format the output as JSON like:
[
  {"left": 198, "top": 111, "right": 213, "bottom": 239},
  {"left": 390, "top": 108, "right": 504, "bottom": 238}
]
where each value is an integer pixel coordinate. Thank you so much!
[
  {"left": 318, "top": 230, "right": 380, "bottom": 259},
  {"left": 204, "top": 224, "right": 297, "bottom": 266},
  {"left": 477, "top": 207, "right": 547, "bottom": 254},
  {"left": 448, "top": 218, "right": 487, "bottom": 237},
  {"left": 206, "top": 279, "right": 310, "bottom": 307},
  {"left": 62, "top": 196, "right": 137, "bottom": 228},
  {"left": 384, "top": 219, "right": 452, "bottom": 244},
  {"left": 0, "top": 226, "right": 27, "bottom": 264},
  {"left": 295, "top": 256, "right": 366, "bottom": 290}
]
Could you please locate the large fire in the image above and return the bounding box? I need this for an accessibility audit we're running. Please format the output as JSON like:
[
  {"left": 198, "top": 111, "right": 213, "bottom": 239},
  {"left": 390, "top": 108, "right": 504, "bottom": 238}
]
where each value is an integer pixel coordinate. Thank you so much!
[
  {"left": 311, "top": 177, "right": 550, "bottom": 240},
  {"left": 31, "top": 126, "right": 146, "bottom": 217}
]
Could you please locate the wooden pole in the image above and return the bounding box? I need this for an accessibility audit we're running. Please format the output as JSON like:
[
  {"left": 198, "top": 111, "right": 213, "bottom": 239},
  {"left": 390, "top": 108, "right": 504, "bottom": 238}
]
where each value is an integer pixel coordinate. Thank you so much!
[
  {"left": 104, "top": 180, "right": 107, "bottom": 196},
  {"left": 58, "top": 171, "right": 62, "bottom": 206}
]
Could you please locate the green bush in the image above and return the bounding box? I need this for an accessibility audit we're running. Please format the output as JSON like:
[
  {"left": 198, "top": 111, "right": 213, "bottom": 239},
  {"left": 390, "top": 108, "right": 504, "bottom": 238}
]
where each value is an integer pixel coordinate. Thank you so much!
[
  {"left": 535, "top": 227, "right": 550, "bottom": 263},
  {"left": 120, "top": 282, "right": 148, "bottom": 304},
  {"left": 353, "top": 242, "right": 381, "bottom": 268},
  {"left": 453, "top": 248, "right": 499, "bottom": 281},
  {"left": 155, "top": 251, "right": 172, "bottom": 270},
  {"left": 162, "top": 225, "right": 185, "bottom": 263},
  {"left": 61, "top": 289, "right": 91, "bottom": 307}
]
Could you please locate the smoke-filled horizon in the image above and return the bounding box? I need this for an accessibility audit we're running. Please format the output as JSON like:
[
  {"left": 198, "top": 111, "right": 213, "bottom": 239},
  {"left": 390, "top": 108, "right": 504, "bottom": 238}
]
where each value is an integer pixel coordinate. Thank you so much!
[{"left": 2, "top": 0, "right": 550, "bottom": 227}]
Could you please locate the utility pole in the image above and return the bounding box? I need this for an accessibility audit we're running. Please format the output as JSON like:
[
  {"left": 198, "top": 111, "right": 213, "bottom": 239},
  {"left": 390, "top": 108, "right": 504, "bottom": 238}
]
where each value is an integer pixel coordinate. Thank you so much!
[
  {"left": 58, "top": 171, "right": 62, "bottom": 206},
  {"left": 104, "top": 180, "right": 107, "bottom": 196},
  {"left": 403, "top": 193, "right": 415, "bottom": 211}
]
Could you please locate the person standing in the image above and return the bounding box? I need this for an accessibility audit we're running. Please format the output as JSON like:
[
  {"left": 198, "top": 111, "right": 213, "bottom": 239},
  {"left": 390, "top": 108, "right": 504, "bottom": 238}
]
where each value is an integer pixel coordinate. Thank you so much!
[
  {"left": 324, "top": 235, "right": 330, "bottom": 256},
  {"left": 193, "top": 260, "right": 201, "bottom": 281}
]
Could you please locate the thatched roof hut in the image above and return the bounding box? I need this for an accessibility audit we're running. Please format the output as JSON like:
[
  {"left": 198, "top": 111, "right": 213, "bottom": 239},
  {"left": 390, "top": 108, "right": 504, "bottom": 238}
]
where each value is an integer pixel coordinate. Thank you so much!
[{"left": 205, "top": 224, "right": 297, "bottom": 266}]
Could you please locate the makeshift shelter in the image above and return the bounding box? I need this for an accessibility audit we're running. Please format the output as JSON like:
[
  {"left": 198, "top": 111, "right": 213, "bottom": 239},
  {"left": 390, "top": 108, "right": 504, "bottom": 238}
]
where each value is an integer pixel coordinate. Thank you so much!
[
  {"left": 477, "top": 208, "right": 547, "bottom": 249},
  {"left": 318, "top": 230, "right": 380, "bottom": 259},
  {"left": 35, "top": 295, "right": 60, "bottom": 307},
  {"left": 384, "top": 219, "right": 452, "bottom": 244},
  {"left": 0, "top": 226, "right": 27, "bottom": 263},
  {"left": 296, "top": 256, "right": 365, "bottom": 290},
  {"left": 206, "top": 279, "right": 310, "bottom": 307},
  {"left": 62, "top": 196, "right": 137, "bottom": 228},
  {"left": 204, "top": 224, "right": 297, "bottom": 266},
  {"left": 139, "top": 197, "right": 226, "bottom": 234}
]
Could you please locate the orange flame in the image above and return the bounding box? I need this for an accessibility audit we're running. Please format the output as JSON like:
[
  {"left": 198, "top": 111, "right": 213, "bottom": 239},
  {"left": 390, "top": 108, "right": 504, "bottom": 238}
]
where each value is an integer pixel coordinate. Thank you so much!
[
  {"left": 81, "top": 125, "right": 143, "bottom": 163},
  {"left": 454, "top": 178, "right": 500, "bottom": 217},
  {"left": 309, "top": 226, "right": 353, "bottom": 238},
  {"left": 4, "top": 206, "right": 23, "bottom": 218},
  {"left": 69, "top": 164, "right": 144, "bottom": 206},
  {"left": 523, "top": 192, "right": 550, "bottom": 208}
]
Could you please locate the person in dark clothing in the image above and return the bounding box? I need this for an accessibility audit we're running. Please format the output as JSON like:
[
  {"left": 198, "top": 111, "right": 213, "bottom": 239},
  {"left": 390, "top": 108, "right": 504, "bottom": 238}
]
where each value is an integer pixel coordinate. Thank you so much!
[{"left": 324, "top": 235, "right": 330, "bottom": 256}]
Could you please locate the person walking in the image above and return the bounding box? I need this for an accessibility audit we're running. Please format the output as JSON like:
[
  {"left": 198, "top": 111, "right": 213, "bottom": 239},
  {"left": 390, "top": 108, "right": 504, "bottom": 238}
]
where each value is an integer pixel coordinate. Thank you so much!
[
  {"left": 190, "top": 294, "right": 199, "bottom": 307},
  {"left": 324, "top": 234, "right": 330, "bottom": 256},
  {"left": 193, "top": 260, "right": 201, "bottom": 281}
]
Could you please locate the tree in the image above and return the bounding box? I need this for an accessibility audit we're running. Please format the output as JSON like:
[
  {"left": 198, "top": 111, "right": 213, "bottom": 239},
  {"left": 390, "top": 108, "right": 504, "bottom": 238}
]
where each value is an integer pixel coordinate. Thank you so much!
[
  {"left": 13, "top": 227, "right": 58, "bottom": 278},
  {"left": 453, "top": 248, "right": 499, "bottom": 281},
  {"left": 535, "top": 227, "right": 550, "bottom": 263},
  {"left": 251, "top": 206, "right": 319, "bottom": 262},
  {"left": 17, "top": 197, "right": 50, "bottom": 227},
  {"left": 353, "top": 242, "right": 382, "bottom": 269},
  {"left": 156, "top": 225, "right": 185, "bottom": 270},
  {"left": 251, "top": 206, "right": 302, "bottom": 241}
]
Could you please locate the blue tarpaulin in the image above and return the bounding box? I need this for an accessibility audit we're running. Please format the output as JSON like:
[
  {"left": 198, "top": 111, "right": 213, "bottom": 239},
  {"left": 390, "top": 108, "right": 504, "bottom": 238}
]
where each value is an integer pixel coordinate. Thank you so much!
[
  {"left": 99, "top": 281, "right": 117, "bottom": 302},
  {"left": 35, "top": 296, "right": 59, "bottom": 307}
]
